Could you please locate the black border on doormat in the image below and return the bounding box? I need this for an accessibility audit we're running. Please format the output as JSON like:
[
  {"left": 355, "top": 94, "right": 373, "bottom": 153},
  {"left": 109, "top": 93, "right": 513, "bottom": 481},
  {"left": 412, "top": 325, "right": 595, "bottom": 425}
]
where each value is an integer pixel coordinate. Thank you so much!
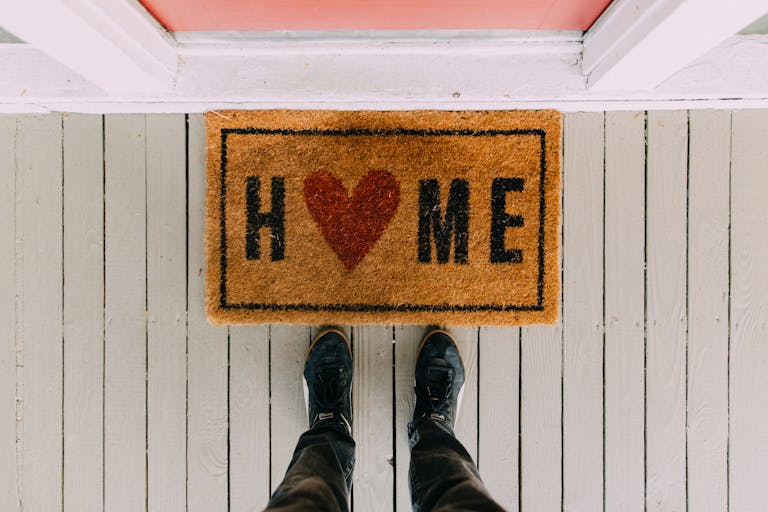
[{"left": 218, "top": 127, "right": 548, "bottom": 312}]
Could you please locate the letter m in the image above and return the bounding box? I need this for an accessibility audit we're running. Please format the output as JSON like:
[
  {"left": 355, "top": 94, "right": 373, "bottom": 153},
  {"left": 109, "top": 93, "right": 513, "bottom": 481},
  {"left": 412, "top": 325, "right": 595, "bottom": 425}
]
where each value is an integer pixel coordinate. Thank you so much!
[{"left": 418, "top": 179, "right": 469, "bottom": 264}]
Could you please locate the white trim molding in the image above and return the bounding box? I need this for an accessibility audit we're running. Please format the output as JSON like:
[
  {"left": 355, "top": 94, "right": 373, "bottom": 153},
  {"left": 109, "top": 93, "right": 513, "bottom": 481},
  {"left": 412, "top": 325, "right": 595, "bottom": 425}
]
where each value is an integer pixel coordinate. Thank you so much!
[
  {"left": 0, "top": 29, "right": 767, "bottom": 112},
  {"left": 583, "top": 0, "right": 768, "bottom": 91},
  {"left": 0, "top": 0, "right": 177, "bottom": 93}
]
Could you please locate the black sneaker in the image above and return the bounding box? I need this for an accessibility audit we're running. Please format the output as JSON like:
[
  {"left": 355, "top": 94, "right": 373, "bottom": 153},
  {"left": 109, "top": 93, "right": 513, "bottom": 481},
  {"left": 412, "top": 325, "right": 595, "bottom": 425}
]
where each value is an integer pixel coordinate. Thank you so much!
[
  {"left": 412, "top": 329, "right": 465, "bottom": 428},
  {"left": 303, "top": 328, "right": 353, "bottom": 434}
]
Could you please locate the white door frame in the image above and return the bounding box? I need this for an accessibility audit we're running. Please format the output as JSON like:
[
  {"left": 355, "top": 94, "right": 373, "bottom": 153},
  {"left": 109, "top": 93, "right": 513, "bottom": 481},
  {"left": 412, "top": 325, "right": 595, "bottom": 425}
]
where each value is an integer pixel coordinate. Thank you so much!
[{"left": 0, "top": 0, "right": 766, "bottom": 112}]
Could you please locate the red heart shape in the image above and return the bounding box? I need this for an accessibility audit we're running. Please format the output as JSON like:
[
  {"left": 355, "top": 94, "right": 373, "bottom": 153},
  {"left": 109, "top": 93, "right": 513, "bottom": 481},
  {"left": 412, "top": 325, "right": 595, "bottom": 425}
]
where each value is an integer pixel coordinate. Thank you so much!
[{"left": 304, "top": 169, "right": 400, "bottom": 271}]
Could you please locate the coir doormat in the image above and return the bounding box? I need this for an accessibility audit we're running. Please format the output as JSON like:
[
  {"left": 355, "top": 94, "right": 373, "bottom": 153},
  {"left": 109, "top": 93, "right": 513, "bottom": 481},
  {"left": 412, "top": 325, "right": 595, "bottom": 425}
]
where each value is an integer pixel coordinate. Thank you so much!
[{"left": 206, "top": 110, "right": 561, "bottom": 326}]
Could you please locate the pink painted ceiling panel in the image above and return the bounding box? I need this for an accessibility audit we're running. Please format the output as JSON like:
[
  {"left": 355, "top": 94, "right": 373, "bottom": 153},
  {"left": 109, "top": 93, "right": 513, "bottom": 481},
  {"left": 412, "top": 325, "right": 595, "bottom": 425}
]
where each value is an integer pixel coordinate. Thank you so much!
[{"left": 138, "top": 0, "right": 612, "bottom": 32}]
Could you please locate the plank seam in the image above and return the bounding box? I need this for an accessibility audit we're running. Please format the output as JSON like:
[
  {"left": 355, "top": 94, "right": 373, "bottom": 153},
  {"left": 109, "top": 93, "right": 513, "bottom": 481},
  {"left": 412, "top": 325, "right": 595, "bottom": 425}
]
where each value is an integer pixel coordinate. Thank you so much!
[
  {"left": 144, "top": 115, "right": 149, "bottom": 512},
  {"left": 684, "top": 110, "right": 691, "bottom": 512},
  {"left": 476, "top": 327, "right": 480, "bottom": 473},
  {"left": 643, "top": 110, "right": 649, "bottom": 512},
  {"left": 601, "top": 111, "right": 607, "bottom": 512},
  {"left": 184, "top": 113, "right": 190, "bottom": 512},
  {"left": 391, "top": 325, "right": 396, "bottom": 512},
  {"left": 226, "top": 326, "right": 231, "bottom": 512},
  {"left": 517, "top": 328, "right": 522, "bottom": 512},
  {"left": 349, "top": 328, "right": 355, "bottom": 512},
  {"left": 101, "top": 114, "right": 106, "bottom": 512},
  {"left": 268, "top": 325, "right": 272, "bottom": 495},
  {"left": 13, "top": 116, "right": 23, "bottom": 512},
  {"left": 559, "top": 115, "right": 565, "bottom": 512},
  {"left": 60, "top": 114, "right": 65, "bottom": 512},
  {"left": 725, "top": 110, "right": 732, "bottom": 512}
]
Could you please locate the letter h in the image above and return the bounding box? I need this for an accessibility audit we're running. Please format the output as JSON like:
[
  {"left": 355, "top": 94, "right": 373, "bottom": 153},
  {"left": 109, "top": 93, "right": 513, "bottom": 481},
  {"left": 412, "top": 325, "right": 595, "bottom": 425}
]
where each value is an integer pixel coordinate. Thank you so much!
[{"left": 246, "top": 176, "right": 285, "bottom": 261}]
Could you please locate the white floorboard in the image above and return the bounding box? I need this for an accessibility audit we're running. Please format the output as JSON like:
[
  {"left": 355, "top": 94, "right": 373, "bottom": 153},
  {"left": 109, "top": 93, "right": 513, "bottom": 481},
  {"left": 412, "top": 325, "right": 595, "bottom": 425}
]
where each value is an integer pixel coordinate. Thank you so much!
[
  {"left": 104, "top": 114, "right": 147, "bottom": 512},
  {"left": 269, "top": 324, "right": 311, "bottom": 494},
  {"left": 352, "top": 326, "right": 394, "bottom": 512},
  {"left": 393, "top": 325, "right": 422, "bottom": 511},
  {"left": 63, "top": 114, "right": 104, "bottom": 512},
  {"left": 562, "top": 111, "right": 604, "bottom": 511},
  {"left": 228, "top": 325, "right": 270, "bottom": 511},
  {"left": 0, "top": 110, "right": 765, "bottom": 511},
  {"left": 147, "top": 114, "right": 188, "bottom": 512},
  {"left": 729, "top": 109, "right": 768, "bottom": 512},
  {"left": 478, "top": 326, "right": 520, "bottom": 511},
  {"left": 520, "top": 323, "right": 562, "bottom": 512},
  {"left": 451, "top": 327, "right": 479, "bottom": 463},
  {"left": 0, "top": 116, "right": 17, "bottom": 512},
  {"left": 604, "top": 110, "right": 645, "bottom": 512},
  {"left": 645, "top": 110, "right": 688, "bottom": 512},
  {"left": 687, "top": 109, "right": 730, "bottom": 512},
  {"left": 187, "top": 114, "right": 230, "bottom": 512},
  {"left": 17, "top": 114, "right": 63, "bottom": 512}
]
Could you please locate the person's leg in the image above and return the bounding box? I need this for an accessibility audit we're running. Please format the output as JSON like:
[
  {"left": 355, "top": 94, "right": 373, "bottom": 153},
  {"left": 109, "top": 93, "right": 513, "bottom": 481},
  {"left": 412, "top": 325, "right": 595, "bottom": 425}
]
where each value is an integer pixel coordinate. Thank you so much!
[
  {"left": 265, "top": 328, "right": 355, "bottom": 512},
  {"left": 408, "top": 329, "right": 506, "bottom": 512}
]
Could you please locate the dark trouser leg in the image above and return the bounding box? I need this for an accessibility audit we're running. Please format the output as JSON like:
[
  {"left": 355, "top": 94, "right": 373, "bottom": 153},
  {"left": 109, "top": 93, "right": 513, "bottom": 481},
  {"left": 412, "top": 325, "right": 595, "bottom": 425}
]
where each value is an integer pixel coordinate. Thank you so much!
[
  {"left": 264, "top": 423, "right": 355, "bottom": 512},
  {"left": 408, "top": 418, "right": 506, "bottom": 512}
]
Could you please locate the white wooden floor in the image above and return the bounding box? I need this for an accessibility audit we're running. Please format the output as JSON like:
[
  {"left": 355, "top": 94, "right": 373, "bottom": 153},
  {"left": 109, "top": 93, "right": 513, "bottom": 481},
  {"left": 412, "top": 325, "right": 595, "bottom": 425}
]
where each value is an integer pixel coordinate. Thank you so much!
[{"left": 1, "top": 111, "right": 767, "bottom": 512}]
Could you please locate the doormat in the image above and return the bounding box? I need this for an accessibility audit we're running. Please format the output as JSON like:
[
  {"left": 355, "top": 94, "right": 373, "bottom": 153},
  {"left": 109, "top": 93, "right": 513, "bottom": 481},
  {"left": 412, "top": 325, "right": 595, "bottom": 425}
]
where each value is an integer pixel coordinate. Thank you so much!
[{"left": 206, "top": 110, "right": 561, "bottom": 326}]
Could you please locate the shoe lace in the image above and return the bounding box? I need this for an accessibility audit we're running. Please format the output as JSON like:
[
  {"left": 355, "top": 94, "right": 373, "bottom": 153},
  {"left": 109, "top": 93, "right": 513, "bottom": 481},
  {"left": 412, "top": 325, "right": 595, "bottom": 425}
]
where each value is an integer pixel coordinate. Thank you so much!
[
  {"left": 415, "top": 363, "right": 453, "bottom": 420},
  {"left": 312, "top": 366, "right": 347, "bottom": 417}
]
